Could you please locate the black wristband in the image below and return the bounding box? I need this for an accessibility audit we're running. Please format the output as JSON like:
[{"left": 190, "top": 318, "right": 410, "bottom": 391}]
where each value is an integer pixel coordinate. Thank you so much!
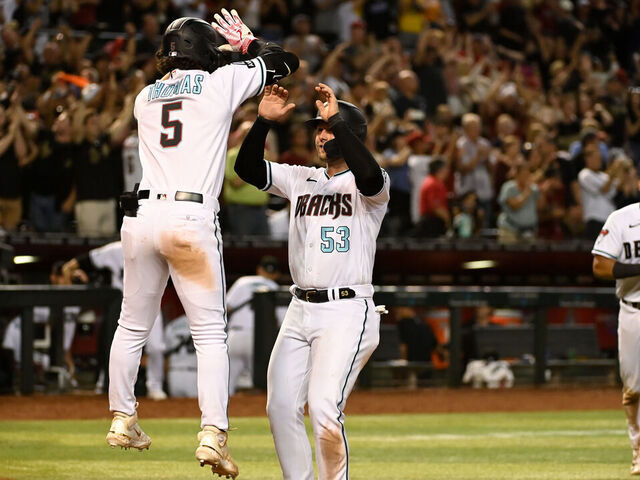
[
  {"left": 612, "top": 261, "right": 640, "bottom": 279},
  {"left": 256, "top": 115, "right": 278, "bottom": 128}
]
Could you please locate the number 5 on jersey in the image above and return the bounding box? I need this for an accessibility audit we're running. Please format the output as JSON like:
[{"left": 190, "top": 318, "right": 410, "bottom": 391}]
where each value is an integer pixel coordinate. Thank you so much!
[
  {"left": 320, "top": 226, "right": 350, "bottom": 253},
  {"left": 160, "top": 101, "right": 183, "bottom": 148}
]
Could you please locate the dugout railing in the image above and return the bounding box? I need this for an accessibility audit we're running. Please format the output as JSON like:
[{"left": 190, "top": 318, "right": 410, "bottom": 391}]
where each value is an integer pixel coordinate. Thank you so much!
[
  {"left": 252, "top": 286, "right": 620, "bottom": 389},
  {"left": 0, "top": 285, "right": 122, "bottom": 395}
]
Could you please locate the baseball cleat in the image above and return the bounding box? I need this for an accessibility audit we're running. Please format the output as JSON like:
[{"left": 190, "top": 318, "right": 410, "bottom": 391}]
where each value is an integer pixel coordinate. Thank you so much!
[
  {"left": 195, "top": 426, "right": 238, "bottom": 479},
  {"left": 106, "top": 403, "right": 151, "bottom": 451}
]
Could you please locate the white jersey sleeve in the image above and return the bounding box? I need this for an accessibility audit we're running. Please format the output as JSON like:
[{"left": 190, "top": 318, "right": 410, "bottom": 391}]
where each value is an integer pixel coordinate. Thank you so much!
[
  {"left": 592, "top": 212, "right": 622, "bottom": 260},
  {"left": 262, "top": 161, "right": 316, "bottom": 200},
  {"left": 215, "top": 58, "right": 267, "bottom": 111}
]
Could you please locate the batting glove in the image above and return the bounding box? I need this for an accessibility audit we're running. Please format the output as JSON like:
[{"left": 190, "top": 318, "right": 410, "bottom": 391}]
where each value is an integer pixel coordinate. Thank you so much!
[{"left": 212, "top": 8, "right": 256, "bottom": 55}]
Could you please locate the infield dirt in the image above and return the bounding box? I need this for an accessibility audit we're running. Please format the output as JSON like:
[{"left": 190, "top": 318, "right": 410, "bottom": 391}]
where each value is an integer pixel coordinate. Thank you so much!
[{"left": 0, "top": 387, "right": 621, "bottom": 421}]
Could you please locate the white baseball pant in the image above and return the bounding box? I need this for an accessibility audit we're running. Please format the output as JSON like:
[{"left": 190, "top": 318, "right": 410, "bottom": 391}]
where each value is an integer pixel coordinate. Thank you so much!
[
  {"left": 108, "top": 198, "right": 229, "bottom": 429},
  {"left": 266, "top": 296, "right": 380, "bottom": 480}
]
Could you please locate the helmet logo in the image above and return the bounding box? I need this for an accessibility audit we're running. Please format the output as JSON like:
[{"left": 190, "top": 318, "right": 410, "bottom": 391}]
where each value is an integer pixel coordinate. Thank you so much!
[{"left": 169, "top": 41, "right": 178, "bottom": 56}]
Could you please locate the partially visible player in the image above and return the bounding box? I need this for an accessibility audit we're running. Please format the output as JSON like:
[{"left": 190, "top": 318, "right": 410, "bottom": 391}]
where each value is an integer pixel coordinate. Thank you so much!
[
  {"left": 592, "top": 202, "right": 640, "bottom": 475},
  {"left": 2, "top": 262, "right": 79, "bottom": 387},
  {"left": 226, "top": 255, "right": 283, "bottom": 395},
  {"left": 235, "top": 83, "right": 389, "bottom": 480},
  {"left": 104, "top": 9, "right": 298, "bottom": 479},
  {"left": 62, "top": 241, "right": 167, "bottom": 400},
  {"left": 164, "top": 314, "right": 197, "bottom": 397}
]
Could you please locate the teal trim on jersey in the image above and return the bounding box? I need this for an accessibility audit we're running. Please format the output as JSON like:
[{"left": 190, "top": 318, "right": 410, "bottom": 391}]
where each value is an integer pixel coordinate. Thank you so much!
[
  {"left": 592, "top": 248, "right": 617, "bottom": 260},
  {"left": 337, "top": 299, "right": 368, "bottom": 479},
  {"left": 324, "top": 168, "right": 351, "bottom": 180},
  {"left": 214, "top": 215, "right": 231, "bottom": 425}
]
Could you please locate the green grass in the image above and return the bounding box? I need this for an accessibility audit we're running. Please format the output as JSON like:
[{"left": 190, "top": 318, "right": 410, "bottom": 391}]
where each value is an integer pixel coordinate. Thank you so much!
[{"left": 0, "top": 410, "right": 632, "bottom": 479}]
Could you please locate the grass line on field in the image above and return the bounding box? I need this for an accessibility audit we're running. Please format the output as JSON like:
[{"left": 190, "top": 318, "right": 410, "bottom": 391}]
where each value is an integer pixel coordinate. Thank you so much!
[{"left": 360, "top": 428, "right": 625, "bottom": 441}]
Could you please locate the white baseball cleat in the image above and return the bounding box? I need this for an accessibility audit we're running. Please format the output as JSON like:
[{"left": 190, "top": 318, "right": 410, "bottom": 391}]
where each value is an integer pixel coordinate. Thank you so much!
[
  {"left": 631, "top": 448, "right": 640, "bottom": 475},
  {"left": 195, "top": 426, "right": 238, "bottom": 479},
  {"left": 106, "top": 403, "right": 151, "bottom": 451},
  {"left": 147, "top": 389, "right": 168, "bottom": 401}
]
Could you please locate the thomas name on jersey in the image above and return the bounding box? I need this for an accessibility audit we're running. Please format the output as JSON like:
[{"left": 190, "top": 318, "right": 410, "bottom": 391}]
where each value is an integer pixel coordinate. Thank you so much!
[
  {"left": 147, "top": 73, "right": 204, "bottom": 100},
  {"left": 294, "top": 193, "right": 353, "bottom": 218}
]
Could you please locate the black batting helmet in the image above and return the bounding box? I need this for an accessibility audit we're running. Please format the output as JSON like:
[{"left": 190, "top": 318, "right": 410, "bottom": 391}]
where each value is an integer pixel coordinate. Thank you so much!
[
  {"left": 160, "top": 17, "right": 225, "bottom": 73},
  {"left": 305, "top": 100, "right": 367, "bottom": 141}
]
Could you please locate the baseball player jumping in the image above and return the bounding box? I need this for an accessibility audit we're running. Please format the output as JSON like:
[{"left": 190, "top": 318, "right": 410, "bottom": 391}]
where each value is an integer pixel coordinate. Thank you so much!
[
  {"left": 105, "top": 10, "right": 298, "bottom": 479},
  {"left": 235, "top": 83, "right": 389, "bottom": 480},
  {"left": 592, "top": 202, "right": 640, "bottom": 475}
]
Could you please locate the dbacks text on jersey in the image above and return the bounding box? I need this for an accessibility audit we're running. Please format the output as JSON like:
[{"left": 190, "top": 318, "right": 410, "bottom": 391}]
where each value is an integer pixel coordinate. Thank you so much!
[{"left": 294, "top": 193, "right": 352, "bottom": 218}]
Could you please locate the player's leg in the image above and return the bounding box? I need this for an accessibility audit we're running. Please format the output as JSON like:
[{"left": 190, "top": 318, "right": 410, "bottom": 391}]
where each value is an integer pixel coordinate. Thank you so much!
[
  {"left": 163, "top": 210, "right": 228, "bottom": 427},
  {"left": 108, "top": 216, "right": 169, "bottom": 416},
  {"left": 145, "top": 313, "right": 167, "bottom": 400},
  {"left": 306, "top": 299, "right": 380, "bottom": 480},
  {"left": 161, "top": 210, "right": 236, "bottom": 476},
  {"left": 266, "top": 298, "right": 314, "bottom": 480},
  {"left": 618, "top": 305, "right": 640, "bottom": 474}
]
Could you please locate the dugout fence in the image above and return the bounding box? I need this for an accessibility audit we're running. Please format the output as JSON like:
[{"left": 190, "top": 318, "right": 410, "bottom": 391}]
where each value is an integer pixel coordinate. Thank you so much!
[
  {"left": 252, "top": 286, "right": 620, "bottom": 389},
  {"left": 0, "top": 284, "right": 619, "bottom": 395}
]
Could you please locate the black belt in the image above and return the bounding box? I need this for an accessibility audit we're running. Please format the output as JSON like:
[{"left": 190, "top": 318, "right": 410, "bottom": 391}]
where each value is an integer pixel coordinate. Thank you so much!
[
  {"left": 293, "top": 287, "right": 356, "bottom": 303},
  {"left": 622, "top": 299, "right": 640, "bottom": 309},
  {"left": 138, "top": 190, "right": 203, "bottom": 203}
]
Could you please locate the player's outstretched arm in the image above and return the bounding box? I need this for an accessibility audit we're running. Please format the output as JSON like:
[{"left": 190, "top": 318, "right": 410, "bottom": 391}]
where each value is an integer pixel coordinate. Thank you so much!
[
  {"left": 235, "top": 85, "right": 294, "bottom": 188},
  {"left": 212, "top": 8, "right": 299, "bottom": 84},
  {"left": 315, "top": 83, "right": 384, "bottom": 196}
]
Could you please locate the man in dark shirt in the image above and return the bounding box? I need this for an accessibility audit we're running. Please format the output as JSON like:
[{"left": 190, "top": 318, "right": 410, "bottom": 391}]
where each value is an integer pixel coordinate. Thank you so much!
[
  {"left": 74, "top": 111, "right": 120, "bottom": 237},
  {"left": 28, "top": 111, "right": 76, "bottom": 232}
]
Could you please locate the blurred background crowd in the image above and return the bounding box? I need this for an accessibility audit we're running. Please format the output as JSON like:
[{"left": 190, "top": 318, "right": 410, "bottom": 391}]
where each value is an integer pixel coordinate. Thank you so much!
[{"left": 0, "top": 0, "right": 639, "bottom": 243}]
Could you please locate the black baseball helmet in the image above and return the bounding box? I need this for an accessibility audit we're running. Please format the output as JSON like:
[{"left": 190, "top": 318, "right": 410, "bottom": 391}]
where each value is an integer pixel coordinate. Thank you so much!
[
  {"left": 160, "top": 17, "right": 225, "bottom": 73},
  {"left": 305, "top": 100, "right": 367, "bottom": 141}
]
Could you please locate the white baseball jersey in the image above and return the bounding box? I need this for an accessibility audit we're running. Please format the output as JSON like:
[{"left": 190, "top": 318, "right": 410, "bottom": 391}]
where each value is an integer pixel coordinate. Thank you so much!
[
  {"left": 90, "top": 241, "right": 124, "bottom": 291},
  {"left": 134, "top": 60, "right": 267, "bottom": 199},
  {"left": 227, "top": 275, "right": 283, "bottom": 330},
  {"left": 164, "top": 314, "right": 197, "bottom": 371},
  {"left": 122, "top": 131, "right": 142, "bottom": 192},
  {"left": 592, "top": 203, "right": 640, "bottom": 301},
  {"left": 164, "top": 314, "right": 198, "bottom": 398},
  {"left": 262, "top": 163, "right": 390, "bottom": 288}
]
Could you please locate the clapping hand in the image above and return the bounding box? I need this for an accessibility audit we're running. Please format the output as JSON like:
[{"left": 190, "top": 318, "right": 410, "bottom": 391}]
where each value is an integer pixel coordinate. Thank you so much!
[
  {"left": 259, "top": 84, "right": 296, "bottom": 123},
  {"left": 313, "top": 83, "right": 339, "bottom": 122}
]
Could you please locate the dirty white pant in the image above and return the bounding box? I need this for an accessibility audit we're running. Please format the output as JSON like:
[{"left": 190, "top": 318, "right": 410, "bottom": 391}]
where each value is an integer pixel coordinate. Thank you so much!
[
  {"left": 109, "top": 200, "right": 229, "bottom": 429},
  {"left": 266, "top": 296, "right": 380, "bottom": 480}
]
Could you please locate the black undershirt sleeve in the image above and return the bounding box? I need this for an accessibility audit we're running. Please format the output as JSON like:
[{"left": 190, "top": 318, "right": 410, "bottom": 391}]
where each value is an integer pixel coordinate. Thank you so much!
[
  {"left": 234, "top": 116, "right": 272, "bottom": 189},
  {"left": 613, "top": 261, "right": 640, "bottom": 279},
  {"left": 76, "top": 253, "right": 95, "bottom": 272},
  {"left": 246, "top": 40, "right": 299, "bottom": 84},
  {"left": 327, "top": 113, "right": 384, "bottom": 196}
]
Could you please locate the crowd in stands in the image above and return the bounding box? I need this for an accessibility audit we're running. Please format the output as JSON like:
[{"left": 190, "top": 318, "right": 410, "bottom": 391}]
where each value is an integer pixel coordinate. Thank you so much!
[{"left": 0, "top": 0, "right": 640, "bottom": 243}]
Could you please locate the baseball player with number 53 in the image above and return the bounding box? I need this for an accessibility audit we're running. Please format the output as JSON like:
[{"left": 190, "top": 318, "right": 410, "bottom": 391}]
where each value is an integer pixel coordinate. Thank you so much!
[
  {"left": 105, "top": 9, "right": 298, "bottom": 479},
  {"left": 235, "top": 83, "right": 390, "bottom": 480}
]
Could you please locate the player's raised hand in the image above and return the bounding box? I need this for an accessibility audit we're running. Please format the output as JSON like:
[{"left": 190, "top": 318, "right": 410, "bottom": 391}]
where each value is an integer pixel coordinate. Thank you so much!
[
  {"left": 314, "top": 83, "right": 339, "bottom": 122},
  {"left": 259, "top": 84, "right": 296, "bottom": 123},
  {"left": 212, "top": 8, "right": 256, "bottom": 54}
]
